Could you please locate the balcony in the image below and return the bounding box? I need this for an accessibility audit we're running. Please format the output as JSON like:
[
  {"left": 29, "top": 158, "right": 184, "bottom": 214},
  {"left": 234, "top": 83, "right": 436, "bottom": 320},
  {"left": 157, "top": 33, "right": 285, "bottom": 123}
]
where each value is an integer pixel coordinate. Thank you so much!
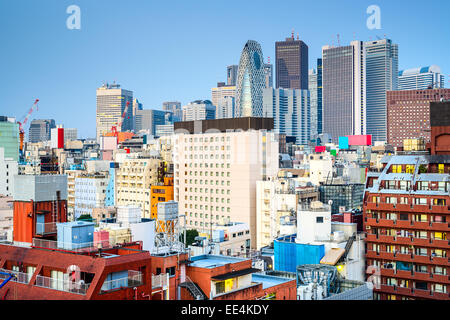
[
  {"left": 395, "top": 204, "right": 413, "bottom": 212},
  {"left": 0, "top": 268, "right": 30, "bottom": 285},
  {"left": 412, "top": 288, "right": 432, "bottom": 299},
  {"left": 377, "top": 219, "right": 394, "bottom": 228},
  {"left": 100, "top": 270, "right": 143, "bottom": 293},
  {"left": 365, "top": 202, "right": 379, "bottom": 210},
  {"left": 35, "top": 274, "right": 90, "bottom": 295},
  {"left": 430, "top": 222, "right": 450, "bottom": 232}
]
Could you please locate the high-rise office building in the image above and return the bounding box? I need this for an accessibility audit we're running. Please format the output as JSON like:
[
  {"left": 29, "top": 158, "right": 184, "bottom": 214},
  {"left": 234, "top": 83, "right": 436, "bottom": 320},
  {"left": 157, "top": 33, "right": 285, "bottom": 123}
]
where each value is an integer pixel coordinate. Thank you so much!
[
  {"left": 386, "top": 88, "right": 450, "bottom": 147},
  {"left": 227, "top": 65, "right": 238, "bottom": 86},
  {"left": 96, "top": 82, "right": 133, "bottom": 142},
  {"left": 162, "top": 101, "right": 182, "bottom": 122},
  {"left": 135, "top": 109, "right": 167, "bottom": 136},
  {"left": 28, "top": 119, "right": 56, "bottom": 143},
  {"left": 182, "top": 100, "right": 216, "bottom": 121},
  {"left": 0, "top": 116, "right": 19, "bottom": 162},
  {"left": 275, "top": 32, "right": 309, "bottom": 90},
  {"left": 212, "top": 82, "right": 236, "bottom": 120},
  {"left": 309, "top": 68, "right": 318, "bottom": 138},
  {"left": 211, "top": 83, "right": 236, "bottom": 109},
  {"left": 398, "top": 65, "right": 445, "bottom": 90},
  {"left": 264, "top": 63, "right": 273, "bottom": 88},
  {"left": 365, "top": 39, "right": 398, "bottom": 142},
  {"left": 216, "top": 96, "right": 235, "bottom": 119},
  {"left": 132, "top": 98, "right": 143, "bottom": 131},
  {"left": 322, "top": 41, "right": 365, "bottom": 143},
  {"left": 235, "top": 40, "right": 266, "bottom": 118},
  {"left": 263, "top": 88, "right": 310, "bottom": 145}
]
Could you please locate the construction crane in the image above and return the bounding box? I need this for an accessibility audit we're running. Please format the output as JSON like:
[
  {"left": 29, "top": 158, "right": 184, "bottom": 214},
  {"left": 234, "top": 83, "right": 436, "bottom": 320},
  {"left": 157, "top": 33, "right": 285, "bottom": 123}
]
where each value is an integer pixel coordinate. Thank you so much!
[
  {"left": 0, "top": 271, "right": 16, "bottom": 289},
  {"left": 17, "top": 99, "right": 39, "bottom": 162},
  {"left": 110, "top": 100, "right": 130, "bottom": 139}
]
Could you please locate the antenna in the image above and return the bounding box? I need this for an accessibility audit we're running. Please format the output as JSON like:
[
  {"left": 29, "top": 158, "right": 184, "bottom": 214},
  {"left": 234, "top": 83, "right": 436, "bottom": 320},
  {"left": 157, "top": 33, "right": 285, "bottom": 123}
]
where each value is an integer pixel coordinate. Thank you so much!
[
  {"left": 291, "top": 28, "right": 294, "bottom": 39},
  {"left": 297, "top": 33, "right": 299, "bottom": 40},
  {"left": 337, "top": 34, "right": 340, "bottom": 47},
  {"left": 267, "top": 56, "right": 270, "bottom": 64}
]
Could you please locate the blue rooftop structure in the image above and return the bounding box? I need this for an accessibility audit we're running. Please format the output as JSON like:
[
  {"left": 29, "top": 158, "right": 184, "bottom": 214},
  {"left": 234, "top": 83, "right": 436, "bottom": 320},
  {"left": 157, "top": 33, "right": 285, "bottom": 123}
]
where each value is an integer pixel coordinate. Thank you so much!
[
  {"left": 189, "top": 255, "right": 247, "bottom": 268},
  {"left": 251, "top": 273, "right": 292, "bottom": 289},
  {"left": 274, "top": 234, "right": 325, "bottom": 273}
]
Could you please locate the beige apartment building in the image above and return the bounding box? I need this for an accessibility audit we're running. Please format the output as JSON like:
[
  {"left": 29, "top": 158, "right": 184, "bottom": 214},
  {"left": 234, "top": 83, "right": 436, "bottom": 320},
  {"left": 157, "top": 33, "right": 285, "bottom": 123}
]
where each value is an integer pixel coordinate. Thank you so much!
[
  {"left": 172, "top": 130, "right": 279, "bottom": 248},
  {"left": 66, "top": 169, "right": 84, "bottom": 221},
  {"left": 116, "top": 157, "right": 162, "bottom": 218}
]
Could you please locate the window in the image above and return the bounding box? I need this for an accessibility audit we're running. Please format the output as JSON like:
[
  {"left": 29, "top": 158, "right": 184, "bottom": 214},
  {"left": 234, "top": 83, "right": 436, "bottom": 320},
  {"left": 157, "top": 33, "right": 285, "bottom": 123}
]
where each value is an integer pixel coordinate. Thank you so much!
[{"left": 316, "top": 217, "right": 324, "bottom": 223}]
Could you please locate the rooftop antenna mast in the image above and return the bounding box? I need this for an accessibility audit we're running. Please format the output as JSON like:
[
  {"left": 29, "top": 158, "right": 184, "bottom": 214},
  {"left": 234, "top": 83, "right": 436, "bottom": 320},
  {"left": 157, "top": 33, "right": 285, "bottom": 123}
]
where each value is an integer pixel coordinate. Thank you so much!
[
  {"left": 297, "top": 33, "right": 299, "bottom": 40},
  {"left": 337, "top": 34, "right": 340, "bottom": 47},
  {"left": 291, "top": 28, "right": 295, "bottom": 40}
]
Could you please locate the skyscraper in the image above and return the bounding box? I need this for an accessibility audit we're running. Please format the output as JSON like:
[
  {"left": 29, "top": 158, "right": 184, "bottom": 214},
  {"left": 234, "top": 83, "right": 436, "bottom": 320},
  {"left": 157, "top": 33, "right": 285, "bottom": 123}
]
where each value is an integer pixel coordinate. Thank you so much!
[
  {"left": 275, "top": 32, "right": 309, "bottom": 90},
  {"left": 235, "top": 40, "right": 266, "bottom": 118},
  {"left": 96, "top": 82, "right": 133, "bottom": 142},
  {"left": 162, "top": 101, "right": 182, "bottom": 122},
  {"left": 365, "top": 39, "right": 398, "bottom": 142},
  {"left": 398, "top": 65, "right": 445, "bottom": 90},
  {"left": 227, "top": 65, "right": 238, "bottom": 86},
  {"left": 322, "top": 41, "right": 365, "bottom": 143},
  {"left": 132, "top": 98, "right": 143, "bottom": 131},
  {"left": 211, "top": 82, "right": 236, "bottom": 111},
  {"left": 135, "top": 109, "right": 167, "bottom": 136},
  {"left": 28, "top": 119, "right": 56, "bottom": 143},
  {"left": 182, "top": 100, "right": 216, "bottom": 121},
  {"left": 263, "top": 88, "right": 310, "bottom": 145},
  {"left": 264, "top": 63, "right": 273, "bottom": 88},
  {"left": 309, "top": 68, "right": 318, "bottom": 137}
]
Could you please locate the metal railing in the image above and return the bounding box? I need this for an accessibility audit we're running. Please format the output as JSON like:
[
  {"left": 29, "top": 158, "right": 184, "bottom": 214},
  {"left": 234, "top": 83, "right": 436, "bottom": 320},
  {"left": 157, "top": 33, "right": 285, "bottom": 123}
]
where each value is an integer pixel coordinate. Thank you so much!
[
  {"left": 152, "top": 273, "right": 169, "bottom": 289},
  {"left": 35, "top": 275, "right": 90, "bottom": 295},
  {"left": 0, "top": 268, "right": 30, "bottom": 284},
  {"left": 100, "top": 270, "right": 144, "bottom": 293},
  {"left": 35, "top": 222, "right": 57, "bottom": 235},
  {"left": 32, "top": 238, "right": 115, "bottom": 252}
]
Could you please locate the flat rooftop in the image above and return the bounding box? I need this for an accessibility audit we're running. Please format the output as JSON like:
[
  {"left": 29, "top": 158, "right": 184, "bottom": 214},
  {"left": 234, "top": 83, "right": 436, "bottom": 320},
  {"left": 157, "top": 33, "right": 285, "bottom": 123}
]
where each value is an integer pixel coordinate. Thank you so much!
[
  {"left": 252, "top": 273, "right": 293, "bottom": 289},
  {"left": 189, "top": 254, "right": 247, "bottom": 269}
]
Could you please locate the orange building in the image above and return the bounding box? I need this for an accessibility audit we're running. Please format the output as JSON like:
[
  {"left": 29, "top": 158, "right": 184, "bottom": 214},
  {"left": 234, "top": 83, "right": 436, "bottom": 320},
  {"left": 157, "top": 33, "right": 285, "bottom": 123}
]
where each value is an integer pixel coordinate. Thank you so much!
[
  {"left": 150, "top": 177, "right": 174, "bottom": 220},
  {"left": 12, "top": 175, "right": 68, "bottom": 244},
  {"left": 104, "top": 131, "right": 135, "bottom": 144}
]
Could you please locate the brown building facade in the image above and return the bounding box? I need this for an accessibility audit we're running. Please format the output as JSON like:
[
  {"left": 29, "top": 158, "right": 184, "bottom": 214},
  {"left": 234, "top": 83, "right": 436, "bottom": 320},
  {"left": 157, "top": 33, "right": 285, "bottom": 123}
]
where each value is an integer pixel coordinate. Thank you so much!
[{"left": 386, "top": 89, "right": 450, "bottom": 148}]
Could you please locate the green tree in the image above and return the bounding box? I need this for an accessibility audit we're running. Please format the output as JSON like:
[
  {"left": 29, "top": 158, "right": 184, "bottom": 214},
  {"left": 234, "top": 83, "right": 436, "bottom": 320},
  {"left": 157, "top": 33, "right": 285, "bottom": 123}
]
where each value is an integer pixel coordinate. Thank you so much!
[
  {"left": 77, "top": 214, "right": 93, "bottom": 222},
  {"left": 180, "top": 229, "right": 199, "bottom": 246}
]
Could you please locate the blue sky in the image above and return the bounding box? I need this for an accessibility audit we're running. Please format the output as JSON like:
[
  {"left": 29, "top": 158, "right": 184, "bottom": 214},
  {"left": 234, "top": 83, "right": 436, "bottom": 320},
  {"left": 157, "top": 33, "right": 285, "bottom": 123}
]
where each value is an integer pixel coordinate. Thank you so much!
[{"left": 0, "top": 0, "right": 448, "bottom": 138}]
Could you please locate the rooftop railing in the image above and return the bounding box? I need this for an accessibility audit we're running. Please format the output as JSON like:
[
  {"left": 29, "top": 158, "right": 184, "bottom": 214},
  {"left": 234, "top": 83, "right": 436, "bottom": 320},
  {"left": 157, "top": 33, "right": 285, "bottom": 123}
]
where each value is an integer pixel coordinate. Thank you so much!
[
  {"left": 152, "top": 273, "right": 169, "bottom": 289},
  {"left": 32, "top": 238, "right": 114, "bottom": 252},
  {"left": 0, "top": 268, "right": 30, "bottom": 284},
  {"left": 35, "top": 274, "right": 90, "bottom": 295},
  {"left": 100, "top": 270, "right": 144, "bottom": 293},
  {"left": 35, "top": 222, "right": 57, "bottom": 235}
]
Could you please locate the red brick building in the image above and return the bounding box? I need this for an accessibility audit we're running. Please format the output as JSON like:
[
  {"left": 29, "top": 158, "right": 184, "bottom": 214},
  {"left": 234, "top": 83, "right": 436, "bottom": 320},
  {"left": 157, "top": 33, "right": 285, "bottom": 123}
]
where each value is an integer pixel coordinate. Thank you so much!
[
  {"left": 430, "top": 101, "right": 450, "bottom": 155},
  {"left": 0, "top": 242, "right": 152, "bottom": 300},
  {"left": 179, "top": 255, "right": 296, "bottom": 300},
  {"left": 363, "top": 155, "right": 450, "bottom": 300},
  {"left": 386, "top": 89, "right": 450, "bottom": 148}
]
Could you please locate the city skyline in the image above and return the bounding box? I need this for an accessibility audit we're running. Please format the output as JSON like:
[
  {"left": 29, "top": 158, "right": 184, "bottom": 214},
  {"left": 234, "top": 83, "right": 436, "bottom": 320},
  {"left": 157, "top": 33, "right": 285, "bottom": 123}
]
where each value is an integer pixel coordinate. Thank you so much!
[{"left": 1, "top": 0, "right": 449, "bottom": 138}]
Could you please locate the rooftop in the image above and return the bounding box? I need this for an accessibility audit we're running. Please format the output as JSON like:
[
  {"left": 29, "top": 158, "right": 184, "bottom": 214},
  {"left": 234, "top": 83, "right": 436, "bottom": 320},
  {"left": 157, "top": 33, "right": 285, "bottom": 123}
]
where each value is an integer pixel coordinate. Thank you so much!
[
  {"left": 189, "top": 254, "right": 247, "bottom": 269},
  {"left": 252, "top": 273, "right": 293, "bottom": 289}
]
